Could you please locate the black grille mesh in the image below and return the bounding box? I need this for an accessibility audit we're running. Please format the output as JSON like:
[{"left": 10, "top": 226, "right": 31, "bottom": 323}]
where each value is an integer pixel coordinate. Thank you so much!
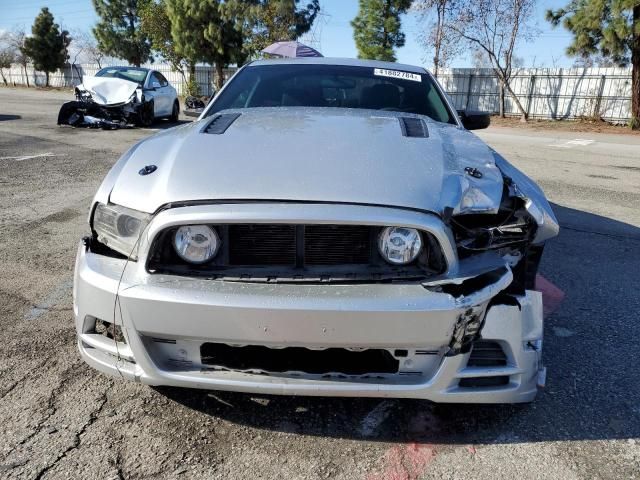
[
  {"left": 304, "top": 225, "right": 370, "bottom": 265},
  {"left": 467, "top": 341, "right": 507, "bottom": 367},
  {"left": 229, "top": 224, "right": 296, "bottom": 265},
  {"left": 148, "top": 223, "right": 445, "bottom": 282}
]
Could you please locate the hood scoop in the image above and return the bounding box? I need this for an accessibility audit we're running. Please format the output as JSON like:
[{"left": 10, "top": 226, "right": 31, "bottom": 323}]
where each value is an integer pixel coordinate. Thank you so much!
[
  {"left": 203, "top": 113, "right": 241, "bottom": 134},
  {"left": 399, "top": 117, "right": 429, "bottom": 138}
]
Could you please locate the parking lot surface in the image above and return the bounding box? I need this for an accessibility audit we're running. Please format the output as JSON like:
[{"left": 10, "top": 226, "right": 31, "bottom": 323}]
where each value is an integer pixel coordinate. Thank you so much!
[{"left": 1, "top": 87, "right": 639, "bottom": 479}]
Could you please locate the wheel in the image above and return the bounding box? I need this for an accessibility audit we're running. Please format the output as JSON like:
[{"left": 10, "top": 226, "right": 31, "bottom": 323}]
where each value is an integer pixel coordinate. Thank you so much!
[
  {"left": 136, "top": 100, "right": 154, "bottom": 127},
  {"left": 169, "top": 100, "right": 179, "bottom": 123}
]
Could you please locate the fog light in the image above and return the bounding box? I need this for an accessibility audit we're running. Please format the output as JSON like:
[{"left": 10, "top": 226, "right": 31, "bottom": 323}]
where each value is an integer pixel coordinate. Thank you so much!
[
  {"left": 94, "top": 318, "right": 126, "bottom": 343},
  {"left": 378, "top": 226, "right": 422, "bottom": 265},
  {"left": 173, "top": 225, "right": 219, "bottom": 264}
]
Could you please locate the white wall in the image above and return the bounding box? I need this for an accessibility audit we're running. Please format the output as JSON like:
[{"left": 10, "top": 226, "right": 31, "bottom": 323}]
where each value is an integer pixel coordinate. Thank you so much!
[
  {"left": 0, "top": 63, "right": 235, "bottom": 96},
  {"left": 437, "top": 67, "right": 633, "bottom": 123}
]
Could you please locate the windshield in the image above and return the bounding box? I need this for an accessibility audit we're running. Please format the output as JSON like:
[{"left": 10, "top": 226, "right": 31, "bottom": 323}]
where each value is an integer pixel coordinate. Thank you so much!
[
  {"left": 95, "top": 68, "right": 147, "bottom": 86},
  {"left": 205, "top": 64, "right": 456, "bottom": 124}
]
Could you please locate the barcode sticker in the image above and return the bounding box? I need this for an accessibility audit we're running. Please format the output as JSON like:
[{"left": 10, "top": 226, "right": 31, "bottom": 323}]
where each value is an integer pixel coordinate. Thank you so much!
[{"left": 373, "top": 68, "right": 422, "bottom": 82}]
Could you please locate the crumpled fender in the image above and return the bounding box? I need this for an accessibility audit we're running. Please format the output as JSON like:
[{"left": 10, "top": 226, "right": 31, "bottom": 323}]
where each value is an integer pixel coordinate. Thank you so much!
[{"left": 493, "top": 151, "right": 559, "bottom": 244}]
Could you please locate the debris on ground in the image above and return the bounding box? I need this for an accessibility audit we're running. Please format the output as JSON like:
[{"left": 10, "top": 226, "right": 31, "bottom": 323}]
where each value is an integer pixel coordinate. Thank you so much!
[{"left": 183, "top": 95, "right": 209, "bottom": 118}]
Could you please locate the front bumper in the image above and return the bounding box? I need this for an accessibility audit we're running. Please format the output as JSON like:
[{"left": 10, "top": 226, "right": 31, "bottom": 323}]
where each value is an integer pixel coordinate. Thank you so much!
[{"left": 74, "top": 240, "right": 544, "bottom": 403}]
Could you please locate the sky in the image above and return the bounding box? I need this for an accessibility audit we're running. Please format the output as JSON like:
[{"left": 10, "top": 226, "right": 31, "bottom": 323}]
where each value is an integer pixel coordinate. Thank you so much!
[{"left": 0, "top": 0, "right": 577, "bottom": 68}]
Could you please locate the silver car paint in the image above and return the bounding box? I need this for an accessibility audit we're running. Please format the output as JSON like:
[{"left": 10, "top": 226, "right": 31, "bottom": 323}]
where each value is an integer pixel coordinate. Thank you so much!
[
  {"left": 77, "top": 58, "right": 558, "bottom": 403},
  {"left": 107, "top": 108, "right": 504, "bottom": 216},
  {"left": 74, "top": 201, "right": 544, "bottom": 402},
  {"left": 96, "top": 58, "right": 557, "bottom": 238},
  {"left": 143, "top": 71, "right": 178, "bottom": 118}
]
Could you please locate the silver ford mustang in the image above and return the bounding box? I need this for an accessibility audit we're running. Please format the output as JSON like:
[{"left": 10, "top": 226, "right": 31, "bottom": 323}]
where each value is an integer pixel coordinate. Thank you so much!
[{"left": 74, "top": 58, "right": 558, "bottom": 403}]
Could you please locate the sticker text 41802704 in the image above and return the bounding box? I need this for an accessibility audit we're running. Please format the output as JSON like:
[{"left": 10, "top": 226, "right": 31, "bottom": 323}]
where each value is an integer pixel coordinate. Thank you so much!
[{"left": 373, "top": 68, "right": 422, "bottom": 82}]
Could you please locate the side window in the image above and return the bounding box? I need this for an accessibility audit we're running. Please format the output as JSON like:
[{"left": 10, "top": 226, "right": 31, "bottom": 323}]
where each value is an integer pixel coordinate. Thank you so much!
[
  {"left": 424, "top": 82, "right": 452, "bottom": 123},
  {"left": 156, "top": 72, "right": 169, "bottom": 87},
  {"left": 151, "top": 72, "right": 167, "bottom": 87}
]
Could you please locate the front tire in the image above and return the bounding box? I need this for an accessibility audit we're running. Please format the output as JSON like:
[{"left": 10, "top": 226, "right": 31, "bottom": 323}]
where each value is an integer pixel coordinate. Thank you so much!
[{"left": 137, "top": 100, "right": 154, "bottom": 127}]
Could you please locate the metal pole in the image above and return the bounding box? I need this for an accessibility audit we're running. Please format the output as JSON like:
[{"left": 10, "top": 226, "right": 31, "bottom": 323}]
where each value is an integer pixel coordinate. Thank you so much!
[
  {"left": 593, "top": 74, "right": 606, "bottom": 119},
  {"left": 465, "top": 74, "right": 474, "bottom": 111},
  {"left": 526, "top": 74, "right": 536, "bottom": 118}
]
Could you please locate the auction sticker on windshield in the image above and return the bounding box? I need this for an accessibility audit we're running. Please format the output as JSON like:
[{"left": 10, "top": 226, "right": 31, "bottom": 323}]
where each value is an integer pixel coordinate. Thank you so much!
[{"left": 373, "top": 68, "right": 422, "bottom": 82}]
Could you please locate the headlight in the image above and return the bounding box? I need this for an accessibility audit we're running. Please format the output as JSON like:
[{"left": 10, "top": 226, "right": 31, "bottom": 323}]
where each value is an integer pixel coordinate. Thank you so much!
[
  {"left": 93, "top": 203, "right": 151, "bottom": 259},
  {"left": 173, "top": 225, "right": 220, "bottom": 264},
  {"left": 378, "top": 227, "right": 422, "bottom": 265}
]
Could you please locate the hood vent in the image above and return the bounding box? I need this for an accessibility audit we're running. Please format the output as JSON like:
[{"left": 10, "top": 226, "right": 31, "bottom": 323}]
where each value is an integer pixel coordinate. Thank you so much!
[
  {"left": 203, "top": 113, "right": 241, "bottom": 134},
  {"left": 399, "top": 117, "right": 429, "bottom": 138}
]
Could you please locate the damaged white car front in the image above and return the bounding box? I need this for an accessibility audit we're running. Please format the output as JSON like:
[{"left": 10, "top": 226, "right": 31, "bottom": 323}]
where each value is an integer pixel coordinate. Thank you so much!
[{"left": 58, "top": 71, "right": 157, "bottom": 128}]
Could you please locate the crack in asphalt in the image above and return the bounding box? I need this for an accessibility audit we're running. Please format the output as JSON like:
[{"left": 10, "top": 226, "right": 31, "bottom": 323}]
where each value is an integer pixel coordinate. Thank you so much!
[
  {"left": 33, "top": 389, "right": 110, "bottom": 480},
  {"left": 0, "top": 361, "right": 84, "bottom": 463},
  {"left": 560, "top": 224, "right": 640, "bottom": 242},
  {"left": 0, "top": 288, "right": 31, "bottom": 307},
  {"left": 0, "top": 360, "right": 48, "bottom": 401},
  {"left": 112, "top": 449, "right": 126, "bottom": 480}
]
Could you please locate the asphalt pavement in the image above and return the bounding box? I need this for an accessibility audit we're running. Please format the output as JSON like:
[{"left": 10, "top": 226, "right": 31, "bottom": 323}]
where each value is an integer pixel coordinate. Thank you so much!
[{"left": 0, "top": 87, "right": 639, "bottom": 479}]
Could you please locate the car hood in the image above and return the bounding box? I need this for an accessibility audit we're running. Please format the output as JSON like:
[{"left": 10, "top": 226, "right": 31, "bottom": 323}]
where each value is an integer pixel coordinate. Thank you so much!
[
  {"left": 78, "top": 76, "right": 139, "bottom": 106},
  {"left": 107, "top": 108, "right": 504, "bottom": 215}
]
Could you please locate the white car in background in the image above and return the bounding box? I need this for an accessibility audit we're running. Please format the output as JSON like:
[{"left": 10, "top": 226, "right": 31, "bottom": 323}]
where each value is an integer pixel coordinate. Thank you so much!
[{"left": 58, "top": 66, "right": 179, "bottom": 128}]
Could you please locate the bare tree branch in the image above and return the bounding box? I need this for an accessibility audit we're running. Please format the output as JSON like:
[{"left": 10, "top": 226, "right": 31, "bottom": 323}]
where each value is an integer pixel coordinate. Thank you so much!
[{"left": 445, "top": 0, "right": 539, "bottom": 120}]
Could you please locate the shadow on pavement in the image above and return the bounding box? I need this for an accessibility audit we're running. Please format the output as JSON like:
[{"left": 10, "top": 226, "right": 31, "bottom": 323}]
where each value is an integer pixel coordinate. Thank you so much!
[
  {"left": 0, "top": 114, "right": 21, "bottom": 121},
  {"left": 155, "top": 202, "right": 640, "bottom": 444}
]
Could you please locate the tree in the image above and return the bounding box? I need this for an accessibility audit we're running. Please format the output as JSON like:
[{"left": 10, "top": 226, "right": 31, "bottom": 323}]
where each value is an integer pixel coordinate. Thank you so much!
[
  {"left": 140, "top": 1, "right": 191, "bottom": 84},
  {"left": 0, "top": 46, "right": 14, "bottom": 86},
  {"left": 22, "top": 8, "right": 71, "bottom": 87},
  {"left": 547, "top": 0, "right": 640, "bottom": 129},
  {"left": 237, "top": 0, "right": 321, "bottom": 56},
  {"left": 414, "top": 0, "right": 461, "bottom": 77},
  {"left": 4, "top": 29, "right": 30, "bottom": 87},
  {"left": 166, "top": 0, "right": 246, "bottom": 90},
  {"left": 571, "top": 53, "right": 617, "bottom": 68},
  {"left": 351, "top": 0, "right": 412, "bottom": 61},
  {"left": 93, "top": 0, "right": 152, "bottom": 66},
  {"left": 447, "top": 0, "right": 537, "bottom": 120},
  {"left": 0, "top": 31, "right": 16, "bottom": 86},
  {"left": 70, "top": 30, "right": 105, "bottom": 68}
]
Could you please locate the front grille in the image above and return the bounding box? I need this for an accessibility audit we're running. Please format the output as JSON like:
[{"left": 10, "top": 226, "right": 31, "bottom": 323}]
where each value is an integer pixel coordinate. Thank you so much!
[
  {"left": 200, "top": 342, "right": 399, "bottom": 375},
  {"left": 467, "top": 340, "right": 507, "bottom": 367},
  {"left": 147, "top": 223, "right": 446, "bottom": 282},
  {"left": 229, "top": 224, "right": 296, "bottom": 265},
  {"left": 304, "top": 225, "right": 370, "bottom": 265}
]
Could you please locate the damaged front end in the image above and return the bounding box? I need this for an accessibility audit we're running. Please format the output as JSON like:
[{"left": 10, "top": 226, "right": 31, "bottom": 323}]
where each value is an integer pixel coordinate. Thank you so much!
[
  {"left": 72, "top": 115, "right": 558, "bottom": 402},
  {"left": 435, "top": 151, "right": 559, "bottom": 358},
  {"left": 58, "top": 76, "right": 153, "bottom": 129}
]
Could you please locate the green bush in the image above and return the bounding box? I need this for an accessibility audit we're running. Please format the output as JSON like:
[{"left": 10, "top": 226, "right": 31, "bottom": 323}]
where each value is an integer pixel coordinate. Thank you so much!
[{"left": 183, "top": 76, "right": 199, "bottom": 97}]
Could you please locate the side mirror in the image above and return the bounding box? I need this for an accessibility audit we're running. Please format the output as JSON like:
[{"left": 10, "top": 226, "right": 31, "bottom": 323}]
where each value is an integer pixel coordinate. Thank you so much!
[
  {"left": 457, "top": 110, "right": 491, "bottom": 130},
  {"left": 151, "top": 81, "right": 161, "bottom": 89}
]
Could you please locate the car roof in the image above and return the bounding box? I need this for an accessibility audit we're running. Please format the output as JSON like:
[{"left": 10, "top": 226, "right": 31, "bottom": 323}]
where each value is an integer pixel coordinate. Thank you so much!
[
  {"left": 99, "top": 66, "right": 150, "bottom": 73},
  {"left": 248, "top": 57, "right": 428, "bottom": 74}
]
